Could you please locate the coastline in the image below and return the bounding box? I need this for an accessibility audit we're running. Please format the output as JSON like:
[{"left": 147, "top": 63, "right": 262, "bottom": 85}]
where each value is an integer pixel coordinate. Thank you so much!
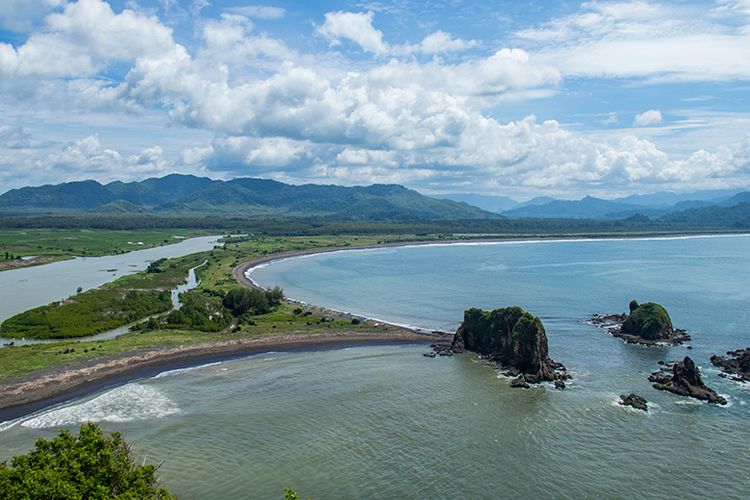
[
  {"left": 235, "top": 231, "right": 750, "bottom": 287},
  {"left": 3, "top": 230, "right": 748, "bottom": 423},
  {"left": 0, "top": 330, "right": 450, "bottom": 422}
]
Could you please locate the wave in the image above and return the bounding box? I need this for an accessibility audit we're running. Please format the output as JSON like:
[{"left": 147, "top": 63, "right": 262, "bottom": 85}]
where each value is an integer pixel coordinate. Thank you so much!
[
  {"left": 17, "top": 383, "right": 180, "bottom": 429},
  {"left": 153, "top": 361, "right": 223, "bottom": 379}
]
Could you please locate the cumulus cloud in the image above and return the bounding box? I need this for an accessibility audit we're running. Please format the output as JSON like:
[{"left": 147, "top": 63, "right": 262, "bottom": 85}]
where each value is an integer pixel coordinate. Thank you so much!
[
  {"left": 0, "top": 0, "right": 179, "bottom": 78},
  {"left": 1, "top": 0, "right": 749, "bottom": 197},
  {"left": 317, "top": 11, "right": 388, "bottom": 55},
  {"left": 633, "top": 109, "right": 663, "bottom": 127},
  {"left": 417, "top": 31, "right": 478, "bottom": 54}
]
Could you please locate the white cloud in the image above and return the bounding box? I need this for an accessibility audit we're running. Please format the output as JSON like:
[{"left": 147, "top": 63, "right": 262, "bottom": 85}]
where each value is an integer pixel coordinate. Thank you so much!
[
  {"left": 633, "top": 109, "right": 663, "bottom": 127},
  {"left": 0, "top": 0, "right": 62, "bottom": 32},
  {"left": 0, "top": 124, "right": 32, "bottom": 149},
  {"left": 0, "top": 0, "right": 180, "bottom": 78},
  {"left": 317, "top": 11, "right": 388, "bottom": 55},
  {"left": 227, "top": 5, "right": 286, "bottom": 20},
  {"left": 519, "top": 1, "right": 750, "bottom": 82},
  {"left": 604, "top": 112, "right": 618, "bottom": 125},
  {"left": 417, "top": 31, "right": 478, "bottom": 54},
  {"left": 1, "top": 0, "right": 749, "bottom": 198}
]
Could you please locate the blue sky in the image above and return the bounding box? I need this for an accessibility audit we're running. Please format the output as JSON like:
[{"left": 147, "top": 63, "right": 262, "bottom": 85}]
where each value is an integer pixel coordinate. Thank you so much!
[{"left": 0, "top": 0, "right": 748, "bottom": 200}]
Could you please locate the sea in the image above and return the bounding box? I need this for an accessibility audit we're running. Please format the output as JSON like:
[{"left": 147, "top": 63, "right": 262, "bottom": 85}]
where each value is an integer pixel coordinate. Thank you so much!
[{"left": 1, "top": 234, "right": 749, "bottom": 498}]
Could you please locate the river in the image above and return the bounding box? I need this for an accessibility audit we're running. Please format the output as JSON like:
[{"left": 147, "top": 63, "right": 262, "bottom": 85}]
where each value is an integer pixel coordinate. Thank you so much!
[
  {"left": 1, "top": 235, "right": 749, "bottom": 498},
  {"left": 0, "top": 235, "right": 221, "bottom": 327}
]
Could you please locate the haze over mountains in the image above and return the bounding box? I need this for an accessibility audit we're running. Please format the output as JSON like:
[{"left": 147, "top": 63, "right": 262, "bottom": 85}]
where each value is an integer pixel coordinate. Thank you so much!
[{"left": 440, "top": 189, "right": 749, "bottom": 220}]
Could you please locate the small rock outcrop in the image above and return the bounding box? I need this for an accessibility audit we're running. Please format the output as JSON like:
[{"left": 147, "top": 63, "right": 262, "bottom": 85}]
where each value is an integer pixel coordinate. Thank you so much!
[
  {"left": 710, "top": 348, "right": 750, "bottom": 382},
  {"left": 590, "top": 300, "right": 690, "bottom": 345},
  {"left": 451, "top": 306, "right": 568, "bottom": 385},
  {"left": 651, "top": 356, "right": 727, "bottom": 405},
  {"left": 619, "top": 393, "right": 648, "bottom": 411}
]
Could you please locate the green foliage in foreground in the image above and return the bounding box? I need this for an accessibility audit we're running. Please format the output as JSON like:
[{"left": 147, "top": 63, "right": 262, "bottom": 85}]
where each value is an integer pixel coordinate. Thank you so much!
[
  {"left": 0, "top": 253, "right": 207, "bottom": 339},
  {"left": 621, "top": 301, "right": 673, "bottom": 340},
  {"left": 0, "top": 423, "right": 174, "bottom": 499}
]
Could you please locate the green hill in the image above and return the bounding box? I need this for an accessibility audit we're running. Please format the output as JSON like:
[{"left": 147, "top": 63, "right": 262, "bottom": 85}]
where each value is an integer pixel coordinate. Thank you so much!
[{"left": 0, "top": 175, "right": 497, "bottom": 220}]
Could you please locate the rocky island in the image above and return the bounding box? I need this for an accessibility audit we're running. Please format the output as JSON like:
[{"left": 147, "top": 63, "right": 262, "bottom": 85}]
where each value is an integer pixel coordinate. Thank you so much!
[
  {"left": 649, "top": 356, "right": 727, "bottom": 405},
  {"left": 590, "top": 300, "right": 690, "bottom": 345},
  {"left": 710, "top": 348, "right": 750, "bottom": 382},
  {"left": 619, "top": 393, "right": 648, "bottom": 411},
  {"left": 445, "top": 306, "right": 568, "bottom": 387}
]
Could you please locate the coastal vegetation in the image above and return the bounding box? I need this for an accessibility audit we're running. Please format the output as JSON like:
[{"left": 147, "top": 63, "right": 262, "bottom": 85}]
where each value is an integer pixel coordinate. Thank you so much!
[
  {"left": 0, "top": 228, "right": 208, "bottom": 265},
  {"left": 0, "top": 234, "right": 407, "bottom": 382},
  {"left": 0, "top": 253, "right": 208, "bottom": 339},
  {"left": 449, "top": 306, "right": 568, "bottom": 384},
  {"left": 0, "top": 423, "right": 173, "bottom": 498},
  {"left": 590, "top": 300, "right": 689, "bottom": 345},
  {"left": 621, "top": 301, "right": 673, "bottom": 340}
]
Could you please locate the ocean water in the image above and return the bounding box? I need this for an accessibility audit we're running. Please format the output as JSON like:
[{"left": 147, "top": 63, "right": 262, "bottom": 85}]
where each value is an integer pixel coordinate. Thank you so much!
[{"left": 2, "top": 235, "right": 750, "bottom": 498}]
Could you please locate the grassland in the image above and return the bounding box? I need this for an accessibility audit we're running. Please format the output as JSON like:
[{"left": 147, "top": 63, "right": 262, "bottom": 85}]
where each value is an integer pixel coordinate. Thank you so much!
[
  {"left": 0, "top": 233, "right": 424, "bottom": 383},
  {"left": 0, "top": 253, "right": 208, "bottom": 339},
  {"left": 0, "top": 228, "right": 210, "bottom": 271}
]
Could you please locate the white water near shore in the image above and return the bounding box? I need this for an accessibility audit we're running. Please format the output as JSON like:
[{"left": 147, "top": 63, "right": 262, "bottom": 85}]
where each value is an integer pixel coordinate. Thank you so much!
[{"left": 2, "top": 234, "right": 750, "bottom": 498}]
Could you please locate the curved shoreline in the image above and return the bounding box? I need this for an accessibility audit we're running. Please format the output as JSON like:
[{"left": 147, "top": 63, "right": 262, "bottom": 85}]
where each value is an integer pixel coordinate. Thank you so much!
[
  {"left": 3, "top": 231, "right": 747, "bottom": 423},
  {"left": 0, "top": 330, "right": 449, "bottom": 422}
]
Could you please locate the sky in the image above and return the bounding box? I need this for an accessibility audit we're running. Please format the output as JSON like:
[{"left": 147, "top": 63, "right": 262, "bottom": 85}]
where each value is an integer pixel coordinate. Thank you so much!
[{"left": 0, "top": 0, "right": 749, "bottom": 200}]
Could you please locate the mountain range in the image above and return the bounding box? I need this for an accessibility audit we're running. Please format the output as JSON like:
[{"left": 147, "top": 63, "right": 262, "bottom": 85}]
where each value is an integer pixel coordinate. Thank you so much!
[
  {"left": 442, "top": 188, "right": 749, "bottom": 220},
  {"left": 0, "top": 175, "right": 496, "bottom": 221},
  {"left": 1, "top": 175, "right": 748, "bottom": 226}
]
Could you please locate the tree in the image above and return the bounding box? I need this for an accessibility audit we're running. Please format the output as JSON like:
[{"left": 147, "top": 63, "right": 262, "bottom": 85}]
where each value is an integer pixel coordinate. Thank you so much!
[
  {"left": 629, "top": 299, "right": 639, "bottom": 314},
  {"left": 266, "top": 286, "right": 284, "bottom": 307},
  {"left": 0, "top": 423, "right": 174, "bottom": 499},
  {"left": 223, "top": 287, "right": 273, "bottom": 316}
]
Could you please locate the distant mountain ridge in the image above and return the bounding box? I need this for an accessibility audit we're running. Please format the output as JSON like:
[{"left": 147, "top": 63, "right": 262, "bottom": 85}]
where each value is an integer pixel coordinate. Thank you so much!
[
  {"left": 500, "top": 190, "right": 750, "bottom": 220},
  {"left": 0, "top": 175, "right": 497, "bottom": 221}
]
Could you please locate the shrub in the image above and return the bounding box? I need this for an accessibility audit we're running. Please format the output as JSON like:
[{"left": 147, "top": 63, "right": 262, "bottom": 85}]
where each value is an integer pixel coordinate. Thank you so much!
[{"left": 0, "top": 423, "right": 174, "bottom": 499}]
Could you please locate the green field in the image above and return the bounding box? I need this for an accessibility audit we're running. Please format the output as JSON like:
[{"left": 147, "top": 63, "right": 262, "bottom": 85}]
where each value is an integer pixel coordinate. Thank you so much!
[
  {"left": 0, "top": 228, "right": 210, "bottom": 261},
  {"left": 0, "top": 253, "right": 209, "bottom": 339}
]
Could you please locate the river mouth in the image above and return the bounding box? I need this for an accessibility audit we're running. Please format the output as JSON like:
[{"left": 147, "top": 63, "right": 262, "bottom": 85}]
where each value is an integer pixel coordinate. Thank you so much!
[{"left": 2, "top": 235, "right": 749, "bottom": 498}]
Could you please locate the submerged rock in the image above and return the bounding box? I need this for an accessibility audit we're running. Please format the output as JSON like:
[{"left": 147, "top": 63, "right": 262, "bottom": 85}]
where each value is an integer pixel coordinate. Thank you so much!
[
  {"left": 619, "top": 393, "right": 648, "bottom": 411},
  {"left": 652, "top": 356, "right": 727, "bottom": 405},
  {"left": 710, "top": 348, "right": 750, "bottom": 382},
  {"left": 590, "top": 300, "right": 690, "bottom": 345},
  {"left": 451, "top": 306, "right": 568, "bottom": 384}
]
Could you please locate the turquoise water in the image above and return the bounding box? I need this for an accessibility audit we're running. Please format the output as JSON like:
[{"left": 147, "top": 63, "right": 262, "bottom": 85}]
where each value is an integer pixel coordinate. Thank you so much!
[{"left": 2, "top": 235, "right": 750, "bottom": 498}]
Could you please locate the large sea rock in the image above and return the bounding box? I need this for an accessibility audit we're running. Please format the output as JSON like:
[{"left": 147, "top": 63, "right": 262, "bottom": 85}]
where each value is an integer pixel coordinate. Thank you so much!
[
  {"left": 621, "top": 300, "right": 674, "bottom": 340},
  {"left": 651, "top": 356, "right": 727, "bottom": 405},
  {"left": 451, "top": 306, "right": 567, "bottom": 383},
  {"left": 710, "top": 348, "right": 750, "bottom": 382},
  {"left": 591, "top": 300, "right": 689, "bottom": 345}
]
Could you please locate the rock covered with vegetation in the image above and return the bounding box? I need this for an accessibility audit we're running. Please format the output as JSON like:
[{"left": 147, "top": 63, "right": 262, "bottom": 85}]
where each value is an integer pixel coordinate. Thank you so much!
[
  {"left": 590, "top": 300, "right": 689, "bottom": 345},
  {"left": 0, "top": 423, "right": 174, "bottom": 498},
  {"left": 649, "top": 356, "right": 727, "bottom": 405},
  {"left": 450, "top": 306, "right": 567, "bottom": 384},
  {"left": 710, "top": 348, "right": 750, "bottom": 382}
]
